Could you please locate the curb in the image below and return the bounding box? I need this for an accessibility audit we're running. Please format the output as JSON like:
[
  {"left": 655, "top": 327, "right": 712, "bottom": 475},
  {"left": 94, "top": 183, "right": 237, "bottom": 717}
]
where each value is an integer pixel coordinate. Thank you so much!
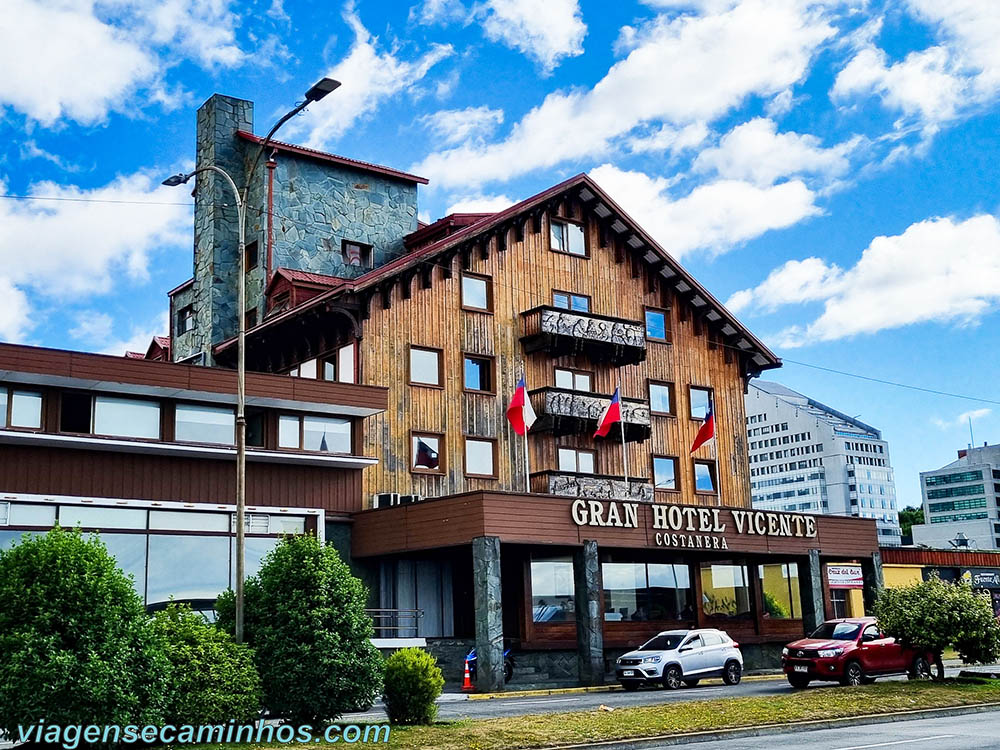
[
  {"left": 468, "top": 673, "right": 785, "bottom": 700},
  {"left": 531, "top": 701, "right": 1000, "bottom": 750}
]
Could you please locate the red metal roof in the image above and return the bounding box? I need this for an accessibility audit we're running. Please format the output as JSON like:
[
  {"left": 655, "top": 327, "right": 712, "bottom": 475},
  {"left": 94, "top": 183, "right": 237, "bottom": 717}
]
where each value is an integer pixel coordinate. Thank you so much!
[
  {"left": 236, "top": 132, "right": 429, "bottom": 185},
  {"left": 273, "top": 267, "right": 343, "bottom": 287},
  {"left": 124, "top": 351, "right": 145, "bottom": 359}
]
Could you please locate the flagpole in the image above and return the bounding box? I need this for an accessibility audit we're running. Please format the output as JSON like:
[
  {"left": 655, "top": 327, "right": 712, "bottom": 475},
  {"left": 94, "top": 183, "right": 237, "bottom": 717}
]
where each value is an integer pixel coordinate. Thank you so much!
[
  {"left": 619, "top": 371, "right": 628, "bottom": 497},
  {"left": 524, "top": 430, "right": 531, "bottom": 494}
]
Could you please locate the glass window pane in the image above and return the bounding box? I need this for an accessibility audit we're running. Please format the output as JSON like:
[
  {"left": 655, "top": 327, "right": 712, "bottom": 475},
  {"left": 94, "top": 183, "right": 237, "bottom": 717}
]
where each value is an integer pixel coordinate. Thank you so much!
[
  {"left": 695, "top": 462, "right": 716, "bottom": 492},
  {"left": 93, "top": 396, "right": 160, "bottom": 439},
  {"left": 322, "top": 359, "right": 336, "bottom": 381},
  {"left": 648, "top": 564, "right": 695, "bottom": 621},
  {"left": 0, "top": 389, "right": 7, "bottom": 427},
  {"left": 147, "top": 535, "right": 230, "bottom": 606},
  {"left": 759, "top": 563, "right": 801, "bottom": 619},
  {"left": 690, "top": 388, "right": 711, "bottom": 419},
  {"left": 567, "top": 223, "right": 586, "bottom": 255},
  {"left": 653, "top": 457, "right": 677, "bottom": 490},
  {"left": 278, "top": 415, "right": 300, "bottom": 448},
  {"left": 553, "top": 292, "right": 569, "bottom": 309},
  {"left": 0, "top": 530, "right": 43, "bottom": 550},
  {"left": 550, "top": 220, "right": 566, "bottom": 251},
  {"left": 462, "top": 276, "right": 489, "bottom": 310},
  {"left": 269, "top": 515, "right": 306, "bottom": 535},
  {"left": 465, "top": 439, "right": 494, "bottom": 476},
  {"left": 650, "top": 383, "right": 672, "bottom": 414},
  {"left": 10, "top": 503, "right": 56, "bottom": 526},
  {"left": 149, "top": 510, "right": 229, "bottom": 532},
  {"left": 464, "top": 357, "right": 491, "bottom": 391},
  {"left": 239, "top": 536, "right": 280, "bottom": 581},
  {"left": 101, "top": 533, "right": 148, "bottom": 599},
  {"left": 531, "top": 558, "right": 574, "bottom": 622},
  {"left": 645, "top": 310, "right": 666, "bottom": 340},
  {"left": 10, "top": 390, "right": 42, "bottom": 429},
  {"left": 303, "top": 416, "right": 351, "bottom": 452},
  {"left": 297, "top": 359, "right": 317, "bottom": 379},
  {"left": 412, "top": 435, "right": 441, "bottom": 470},
  {"left": 575, "top": 373, "right": 592, "bottom": 392},
  {"left": 338, "top": 343, "right": 355, "bottom": 384},
  {"left": 571, "top": 295, "right": 589, "bottom": 312},
  {"left": 410, "top": 348, "right": 440, "bottom": 385},
  {"left": 555, "top": 369, "right": 574, "bottom": 389},
  {"left": 700, "top": 563, "right": 751, "bottom": 618},
  {"left": 175, "top": 403, "right": 235, "bottom": 445},
  {"left": 577, "top": 451, "right": 595, "bottom": 474},
  {"left": 59, "top": 505, "right": 147, "bottom": 530},
  {"left": 558, "top": 448, "right": 575, "bottom": 471},
  {"left": 602, "top": 562, "right": 646, "bottom": 621}
]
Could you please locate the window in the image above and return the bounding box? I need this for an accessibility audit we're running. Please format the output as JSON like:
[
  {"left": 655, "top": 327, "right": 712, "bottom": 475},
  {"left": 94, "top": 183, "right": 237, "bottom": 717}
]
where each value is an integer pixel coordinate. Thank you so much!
[
  {"left": 245, "top": 241, "right": 259, "bottom": 271},
  {"left": 411, "top": 432, "right": 443, "bottom": 473},
  {"left": 689, "top": 386, "right": 713, "bottom": 420},
  {"left": 554, "top": 367, "right": 592, "bottom": 392},
  {"left": 147, "top": 535, "right": 230, "bottom": 606},
  {"left": 694, "top": 460, "right": 717, "bottom": 493},
  {"left": 315, "top": 343, "right": 356, "bottom": 383},
  {"left": 549, "top": 218, "right": 586, "bottom": 256},
  {"left": 653, "top": 456, "right": 679, "bottom": 491},
  {"left": 648, "top": 381, "right": 674, "bottom": 415},
  {"left": 759, "top": 563, "right": 801, "bottom": 619},
  {"left": 278, "top": 414, "right": 351, "bottom": 453},
  {"left": 409, "top": 346, "right": 442, "bottom": 387},
  {"left": 59, "top": 392, "right": 92, "bottom": 433},
  {"left": 700, "top": 563, "right": 751, "bottom": 618},
  {"left": 342, "top": 239, "right": 372, "bottom": 268},
  {"left": 531, "top": 557, "right": 575, "bottom": 622},
  {"left": 93, "top": 396, "right": 160, "bottom": 439},
  {"left": 552, "top": 290, "right": 590, "bottom": 312},
  {"left": 244, "top": 308, "right": 258, "bottom": 329},
  {"left": 175, "top": 403, "right": 235, "bottom": 445},
  {"left": 177, "top": 305, "right": 195, "bottom": 334},
  {"left": 463, "top": 355, "right": 494, "bottom": 393},
  {"left": 464, "top": 437, "right": 496, "bottom": 477},
  {"left": 461, "top": 274, "right": 492, "bottom": 312},
  {"left": 645, "top": 308, "right": 670, "bottom": 342},
  {"left": 60, "top": 505, "right": 147, "bottom": 530},
  {"left": 602, "top": 562, "right": 694, "bottom": 622},
  {"left": 558, "top": 447, "right": 595, "bottom": 474}
]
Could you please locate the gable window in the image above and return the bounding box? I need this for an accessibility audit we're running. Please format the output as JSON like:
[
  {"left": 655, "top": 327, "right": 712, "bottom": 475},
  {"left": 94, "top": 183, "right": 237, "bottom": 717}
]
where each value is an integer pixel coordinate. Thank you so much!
[
  {"left": 694, "top": 460, "right": 717, "bottom": 493},
  {"left": 465, "top": 437, "right": 497, "bottom": 478},
  {"left": 463, "top": 354, "right": 495, "bottom": 393},
  {"left": 278, "top": 414, "right": 351, "bottom": 453},
  {"left": 461, "top": 273, "right": 493, "bottom": 312},
  {"left": 411, "top": 432, "right": 443, "bottom": 473},
  {"left": 409, "top": 346, "right": 443, "bottom": 387},
  {"left": 342, "top": 239, "right": 372, "bottom": 268},
  {"left": 268, "top": 292, "right": 290, "bottom": 316},
  {"left": 558, "top": 447, "right": 595, "bottom": 474},
  {"left": 177, "top": 305, "right": 195, "bottom": 334},
  {"left": 645, "top": 307, "right": 670, "bottom": 342},
  {"left": 245, "top": 241, "right": 259, "bottom": 272},
  {"left": 689, "top": 386, "right": 713, "bottom": 420},
  {"left": 653, "top": 456, "right": 679, "bottom": 490},
  {"left": 552, "top": 290, "right": 590, "bottom": 312},
  {"left": 2, "top": 389, "right": 42, "bottom": 429},
  {"left": 648, "top": 381, "right": 675, "bottom": 415},
  {"left": 554, "top": 367, "right": 592, "bottom": 392},
  {"left": 550, "top": 218, "right": 586, "bottom": 256}
]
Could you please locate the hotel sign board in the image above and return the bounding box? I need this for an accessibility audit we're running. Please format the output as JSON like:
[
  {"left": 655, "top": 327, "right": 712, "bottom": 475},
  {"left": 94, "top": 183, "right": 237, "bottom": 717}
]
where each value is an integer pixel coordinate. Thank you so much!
[{"left": 569, "top": 498, "right": 817, "bottom": 551}]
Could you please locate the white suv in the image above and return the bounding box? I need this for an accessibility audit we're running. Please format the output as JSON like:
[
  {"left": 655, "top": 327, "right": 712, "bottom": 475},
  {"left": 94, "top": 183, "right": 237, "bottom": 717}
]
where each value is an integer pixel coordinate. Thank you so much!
[{"left": 615, "top": 629, "right": 743, "bottom": 691}]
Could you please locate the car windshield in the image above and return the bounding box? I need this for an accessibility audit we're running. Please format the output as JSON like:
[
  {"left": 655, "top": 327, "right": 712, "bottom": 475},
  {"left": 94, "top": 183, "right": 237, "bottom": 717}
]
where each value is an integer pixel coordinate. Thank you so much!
[
  {"left": 809, "top": 622, "right": 863, "bottom": 641},
  {"left": 637, "top": 634, "right": 686, "bottom": 651}
]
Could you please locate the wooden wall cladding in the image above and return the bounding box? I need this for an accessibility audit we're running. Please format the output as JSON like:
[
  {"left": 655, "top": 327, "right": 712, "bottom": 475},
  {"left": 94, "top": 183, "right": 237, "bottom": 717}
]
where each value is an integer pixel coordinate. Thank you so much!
[{"left": 882, "top": 546, "right": 1000, "bottom": 569}]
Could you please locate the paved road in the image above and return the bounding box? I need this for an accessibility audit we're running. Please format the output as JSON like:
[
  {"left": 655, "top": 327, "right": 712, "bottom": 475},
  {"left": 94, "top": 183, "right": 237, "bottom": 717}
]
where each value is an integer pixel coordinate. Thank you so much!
[{"left": 669, "top": 709, "right": 1000, "bottom": 749}]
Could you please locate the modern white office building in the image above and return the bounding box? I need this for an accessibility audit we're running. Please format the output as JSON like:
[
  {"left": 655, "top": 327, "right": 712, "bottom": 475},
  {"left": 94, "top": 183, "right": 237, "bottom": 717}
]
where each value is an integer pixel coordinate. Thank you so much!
[
  {"left": 745, "top": 381, "right": 902, "bottom": 546},
  {"left": 911, "top": 443, "right": 1000, "bottom": 550}
]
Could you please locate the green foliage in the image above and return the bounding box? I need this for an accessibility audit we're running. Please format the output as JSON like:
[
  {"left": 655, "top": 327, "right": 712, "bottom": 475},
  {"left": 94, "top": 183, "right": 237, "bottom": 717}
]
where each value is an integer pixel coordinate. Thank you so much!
[
  {"left": 0, "top": 527, "right": 170, "bottom": 734},
  {"left": 898, "top": 506, "right": 925, "bottom": 538},
  {"left": 381, "top": 648, "right": 445, "bottom": 725},
  {"left": 874, "top": 576, "right": 1000, "bottom": 666},
  {"left": 217, "top": 534, "right": 384, "bottom": 723},
  {"left": 763, "top": 591, "right": 790, "bottom": 619},
  {"left": 152, "top": 603, "right": 261, "bottom": 725}
]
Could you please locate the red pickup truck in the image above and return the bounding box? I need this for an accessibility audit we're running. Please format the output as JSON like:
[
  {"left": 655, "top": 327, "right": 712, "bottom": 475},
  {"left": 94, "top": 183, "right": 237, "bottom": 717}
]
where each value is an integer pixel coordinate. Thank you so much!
[{"left": 782, "top": 617, "right": 934, "bottom": 688}]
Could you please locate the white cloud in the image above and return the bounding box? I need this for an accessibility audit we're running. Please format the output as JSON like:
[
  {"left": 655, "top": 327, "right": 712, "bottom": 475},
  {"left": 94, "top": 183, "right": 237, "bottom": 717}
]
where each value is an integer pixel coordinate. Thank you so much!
[
  {"left": 626, "top": 122, "right": 709, "bottom": 155},
  {"left": 420, "top": 106, "right": 504, "bottom": 145},
  {"left": 289, "top": 3, "right": 454, "bottom": 149},
  {"left": 19, "top": 141, "right": 84, "bottom": 172},
  {"left": 478, "top": 0, "right": 587, "bottom": 74},
  {"left": 906, "top": 0, "right": 1000, "bottom": 98},
  {"left": 932, "top": 408, "right": 992, "bottom": 430},
  {"left": 693, "top": 117, "right": 860, "bottom": 186},
  {"left": 589, "top": 164, "right": 821, "bottom": 259},
  {"left": 70, "top": 312, "right": 115, "bottom": 343},
  {"left": 731, "top": 215, "right": 1000, "bottom": 346},
  {"left": 96, "top": 310, "right": 170, "bottom": 356},
  {"left": 445, "top": 194, "right": 514, "bottom": 214},
  {"left": 0, "top": 277, "right": 32, "bottom": 343},
  {"left": 412, "top": 0, "right": 837, "bottom": 188}
]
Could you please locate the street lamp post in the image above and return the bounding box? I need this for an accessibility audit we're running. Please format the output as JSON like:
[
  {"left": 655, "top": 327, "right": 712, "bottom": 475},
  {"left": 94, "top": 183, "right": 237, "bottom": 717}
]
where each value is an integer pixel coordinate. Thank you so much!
[{"left": 163, "top": 77, "right": 340, "bottom": 643}]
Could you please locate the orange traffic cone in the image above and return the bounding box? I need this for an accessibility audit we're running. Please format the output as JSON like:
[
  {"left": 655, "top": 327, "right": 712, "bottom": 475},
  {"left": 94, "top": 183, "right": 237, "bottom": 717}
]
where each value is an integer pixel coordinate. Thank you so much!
[{"left": 462, "top": 658, "right": 474, "bottom": 691}]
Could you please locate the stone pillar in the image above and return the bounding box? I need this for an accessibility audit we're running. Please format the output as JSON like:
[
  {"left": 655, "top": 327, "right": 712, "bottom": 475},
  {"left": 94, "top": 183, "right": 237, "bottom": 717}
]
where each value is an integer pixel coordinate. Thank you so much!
[
  {"left": 801, "top": 549, "right": 826, "bottom": 633},
  {"left": 861, "top": 550, "right": 884, "bottom": 614},
  {"left": 472, "top": 536, "right": 504, "bottom": 692},
  {"left": 574, "top": 540, "right": 604, "bottom": 686}
]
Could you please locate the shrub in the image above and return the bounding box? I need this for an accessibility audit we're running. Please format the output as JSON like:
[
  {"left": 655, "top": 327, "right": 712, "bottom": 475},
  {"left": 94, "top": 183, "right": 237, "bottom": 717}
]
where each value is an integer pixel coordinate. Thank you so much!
[
  {"left": 382, "top": 648, "right": 445, "bottom": 725},
  {"left": 217, "top": 534, "right": 384, "bottom": 723},
  {"left": 0, "top": 527, "right": 170, "bottom": 735},
  {"left": 152, "top": 603, "right": 262, "bottom": 725}
]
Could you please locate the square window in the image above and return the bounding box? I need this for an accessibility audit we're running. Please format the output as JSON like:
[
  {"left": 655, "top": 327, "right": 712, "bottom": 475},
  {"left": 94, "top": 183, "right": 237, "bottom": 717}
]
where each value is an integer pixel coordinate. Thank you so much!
[
  {"left": 694, "top": 461, "right": 717, "bottom": 493},
  {"left": 461, "top": 274, "right": 492, "bottom": 311},
  {"left": 177, "top": 305, "right": 195, "bottom": 334},
  {"left": 409, "top": 346, "right": 442, "bottom": 386},
  {"left": 555, "top": 368, "right": 591, "bottom": 392},
  {"left": 412, "top": 433, "right": 443, "bottom": 472},
  {"left": 645, "top": 308, "right": 669, "bottom": 342},
  {"left": 465, "top": 437, "right": 496, "bottom": 477},
  {"left": 690, "top": 386, "right": 713, "bottom": 420},
  {"left": 9, "top": 390, "right": 42, "bottom": 429},
  {"left": 649, "top": 381, "right": 674, "bottom": 415},
  {"left": 245, "top": 241, "right": 259, "bottom": 271},
  {"left": 342, "top": 239, "right": 372, "bottom": 268},
  {"left": 653, "top": 456, "right": 679, "bottom": 490},
  {"left": 559, "top": 448, "right": 595, "bottom": 473},
  {"left": 552, "top": 290, "right": 590, "bottom": 312},
  {"left": 464, "top": 355, "right": 494, "bottom": 393},
  {"left": 550, "top": 219, "right": 586, "bottom": 256}
]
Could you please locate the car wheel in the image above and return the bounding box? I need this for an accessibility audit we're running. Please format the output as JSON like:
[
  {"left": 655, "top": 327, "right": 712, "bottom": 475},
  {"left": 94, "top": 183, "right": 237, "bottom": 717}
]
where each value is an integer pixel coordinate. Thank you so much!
[
  {"left": 622, "top": 681, "right": 640, "bottom": 692},
  {"left": 683, "top": 679, "right": 700, "bottom": 688},
  {"left": 841, "top": 660, "right": 864, "bottom": 687},
  {"left": 723, "top": 660, "right": 742, "bottom": 686},
  {"left": 787, "top": 674, "right": 810, "bottom": 689},
  {"left": 663, "top": 665, "right": 683, "bottom": 690},
  {"left": 909, "top": 655, "right": 932, "bottom": 680}
]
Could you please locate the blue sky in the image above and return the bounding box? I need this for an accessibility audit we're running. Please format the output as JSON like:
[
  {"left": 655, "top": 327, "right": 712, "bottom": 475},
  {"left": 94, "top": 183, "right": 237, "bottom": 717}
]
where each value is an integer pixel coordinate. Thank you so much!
[{"left": 3, "top": 0, "right": 1000, "bottom": 509}]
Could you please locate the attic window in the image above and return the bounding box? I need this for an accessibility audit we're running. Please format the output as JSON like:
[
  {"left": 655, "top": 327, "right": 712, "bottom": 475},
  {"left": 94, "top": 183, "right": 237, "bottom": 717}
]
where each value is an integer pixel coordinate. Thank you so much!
[
  {"left": 342, "top": 239, "right": 372, "bottom": 268},
  {"left": 268, "top": 292, "right": 290, "bottom": 317}
]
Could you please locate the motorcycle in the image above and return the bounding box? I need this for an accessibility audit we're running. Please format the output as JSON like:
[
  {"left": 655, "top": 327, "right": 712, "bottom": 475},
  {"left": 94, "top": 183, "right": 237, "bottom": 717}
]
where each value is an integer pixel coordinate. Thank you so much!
[{"left": 465, "top": 646, "right": 515, "bottom": 684}]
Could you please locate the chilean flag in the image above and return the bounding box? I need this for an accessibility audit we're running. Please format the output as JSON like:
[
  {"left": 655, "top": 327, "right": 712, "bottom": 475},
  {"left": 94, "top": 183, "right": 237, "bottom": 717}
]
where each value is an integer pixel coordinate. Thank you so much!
[
  {"left": 690, "top": 402, "right": 715, "bottom": 453},
  {"left": 594, "top": 387, "right": 622, "bottom": 438},
  {"left": 506, "top": 376, "right": 537, "bottom": 436}
]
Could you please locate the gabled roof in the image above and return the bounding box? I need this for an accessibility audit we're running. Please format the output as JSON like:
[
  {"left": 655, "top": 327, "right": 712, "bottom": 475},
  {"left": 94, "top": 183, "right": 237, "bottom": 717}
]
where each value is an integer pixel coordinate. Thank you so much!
[
  {"left": 124, "top": 351, "right": 145, "bottom": 359},
  {"left": 237, "top": 132, "right": 428, "bottom": 185},
  {"left": 270, "top": 267, "right": 344, "bottom": 289},
  {"left": 404, "top": 212, "right": 494, "bottom": 250}
]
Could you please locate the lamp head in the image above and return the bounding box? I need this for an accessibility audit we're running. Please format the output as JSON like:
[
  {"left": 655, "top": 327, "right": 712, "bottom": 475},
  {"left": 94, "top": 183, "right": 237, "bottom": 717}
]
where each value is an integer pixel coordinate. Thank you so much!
[
  {"left": 304, "top": 77, "right": 341, "bottom": 102},
  {"left": 162, "top": 173, "right": 190, "bottom": 187}
]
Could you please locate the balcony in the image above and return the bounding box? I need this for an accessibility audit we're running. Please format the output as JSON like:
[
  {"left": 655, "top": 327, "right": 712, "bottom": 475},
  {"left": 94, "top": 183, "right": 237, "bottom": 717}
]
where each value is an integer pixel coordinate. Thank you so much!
[
  {"left": 529, "top": 387, "right": 651, "bottom": 443},
  {"left": 520, "top": 306, "right": 646, "bottom": 366},
  {"left": 531, "top": 470, "right": 654, "bottom": 503}
]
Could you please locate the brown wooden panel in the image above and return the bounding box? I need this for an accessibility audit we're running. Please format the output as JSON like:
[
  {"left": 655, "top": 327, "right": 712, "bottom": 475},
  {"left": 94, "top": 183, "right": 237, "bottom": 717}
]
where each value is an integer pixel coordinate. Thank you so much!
[{"left": 881, "top": 547, "right": 1000, "bottom": 568}]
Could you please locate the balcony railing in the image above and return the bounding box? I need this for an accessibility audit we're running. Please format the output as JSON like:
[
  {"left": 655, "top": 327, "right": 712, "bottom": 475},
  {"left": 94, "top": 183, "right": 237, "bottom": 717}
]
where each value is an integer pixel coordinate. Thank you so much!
[
  {"left": 529, "top": 387, "right": 651, "bottom": 443},
  {"left": 520, "top": 306, "right": 646, "bottom": 366},
  {"left": 366, "top": 608, "right": 424, "bottom": 638},
  {"left": 531, "top": 470, "right": 654, "bottom": 503}
]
